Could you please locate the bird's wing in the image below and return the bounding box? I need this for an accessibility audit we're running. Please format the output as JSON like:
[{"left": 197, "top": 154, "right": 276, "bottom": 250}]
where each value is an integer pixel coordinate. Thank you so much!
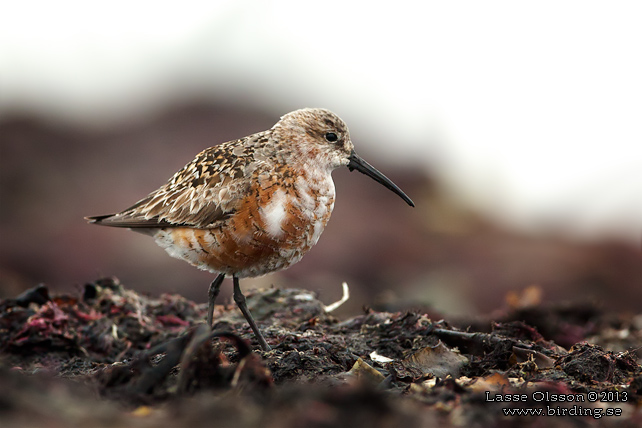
[{"left": 87, "top": 133, "right": 269, "bottom": 229}]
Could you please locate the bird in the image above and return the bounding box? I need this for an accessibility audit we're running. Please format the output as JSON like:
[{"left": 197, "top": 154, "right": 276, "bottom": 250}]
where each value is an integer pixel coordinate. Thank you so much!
[{"left": 86, "top": 108, "right": 414, "bottom": 351}]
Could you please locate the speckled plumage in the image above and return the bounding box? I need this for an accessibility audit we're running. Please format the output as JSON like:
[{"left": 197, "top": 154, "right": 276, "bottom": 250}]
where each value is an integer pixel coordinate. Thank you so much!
[{"left": 87, "top": 108, "right": 414, "bottom": 350}]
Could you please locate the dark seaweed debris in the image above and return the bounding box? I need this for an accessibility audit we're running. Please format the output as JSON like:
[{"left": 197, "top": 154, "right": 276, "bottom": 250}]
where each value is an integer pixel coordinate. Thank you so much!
[{"left": 1, "top": 277, "right": 641, "bottom": 427}]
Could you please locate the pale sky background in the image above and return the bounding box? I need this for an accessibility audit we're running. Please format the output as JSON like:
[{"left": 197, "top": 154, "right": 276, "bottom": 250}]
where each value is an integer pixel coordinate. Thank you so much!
[{"left": 2, "top": 0, "right": 641, "bottom": 242}]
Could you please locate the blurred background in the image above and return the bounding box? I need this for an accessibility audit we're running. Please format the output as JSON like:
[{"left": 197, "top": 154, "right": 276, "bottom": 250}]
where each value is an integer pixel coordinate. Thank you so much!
[{"left": 2, "top": 1, "right": 642, "bottom": 317}]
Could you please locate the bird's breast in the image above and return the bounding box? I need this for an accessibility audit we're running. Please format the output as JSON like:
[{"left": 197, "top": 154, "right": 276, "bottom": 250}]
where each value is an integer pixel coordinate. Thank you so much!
[
  {"left": 290, "top": 171, "right": 335, "bottom": 247},
  {"left": 152, "top": 170, "right": 336, "bottom": 277}
]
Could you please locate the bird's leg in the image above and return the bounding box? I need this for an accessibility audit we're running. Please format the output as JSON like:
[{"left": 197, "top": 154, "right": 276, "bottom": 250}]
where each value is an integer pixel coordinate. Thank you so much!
[
  {"left": 232, "top": 276, "right": 271, "bottom": 351},
  {"left": 207, "top": 274, "right": 225, "bottom": 327}
]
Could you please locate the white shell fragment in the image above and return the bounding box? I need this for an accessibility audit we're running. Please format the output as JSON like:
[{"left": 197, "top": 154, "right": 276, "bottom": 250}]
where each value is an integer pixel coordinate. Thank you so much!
[{"left": 323, "top": 282, "right": 350, "bottom": 313}]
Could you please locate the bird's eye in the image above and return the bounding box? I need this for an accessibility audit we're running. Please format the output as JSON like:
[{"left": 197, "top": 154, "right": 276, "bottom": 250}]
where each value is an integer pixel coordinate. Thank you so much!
[{"left": 325, "top": 132, "right": 339, "bottom": 142}]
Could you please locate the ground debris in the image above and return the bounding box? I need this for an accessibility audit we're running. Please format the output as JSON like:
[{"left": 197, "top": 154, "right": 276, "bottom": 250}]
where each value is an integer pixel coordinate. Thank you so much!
[{"left": 1, "top": 277, "right": 641, "bottom": 427}]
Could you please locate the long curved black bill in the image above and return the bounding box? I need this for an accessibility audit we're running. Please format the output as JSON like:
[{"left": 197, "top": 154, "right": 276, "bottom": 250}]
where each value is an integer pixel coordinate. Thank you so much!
[{"left": 347, "top": 151, "right": 415, "bottom": 207}]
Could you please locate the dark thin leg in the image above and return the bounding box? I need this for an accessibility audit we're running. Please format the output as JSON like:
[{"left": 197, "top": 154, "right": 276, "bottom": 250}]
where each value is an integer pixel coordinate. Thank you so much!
[
  {"left": 207, "top": 274, "right": 225, "bottom": 327},
  {"left": 233, "top": 276, "right": 271, "bottom": 351}
]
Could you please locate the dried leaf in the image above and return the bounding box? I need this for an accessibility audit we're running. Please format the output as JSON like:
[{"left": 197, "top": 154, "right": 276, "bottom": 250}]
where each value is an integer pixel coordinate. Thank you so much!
[
  {"left": 511, "top": 346, "right": 556, "bottom": 369},
  {"left": 400, "top": 342, "right": 468, "bottom": 379},
  {"left": 466, "top": 372, "right": 511, "bottom": 392},
  {"left": 347, "top": 358, "right": 385, "bottom": 384}
]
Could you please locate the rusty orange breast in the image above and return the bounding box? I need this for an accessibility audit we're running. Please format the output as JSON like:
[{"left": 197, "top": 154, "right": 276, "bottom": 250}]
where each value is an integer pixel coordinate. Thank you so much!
[{"left": 153, "top": 177, "right": 335, "bottom": 278}]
